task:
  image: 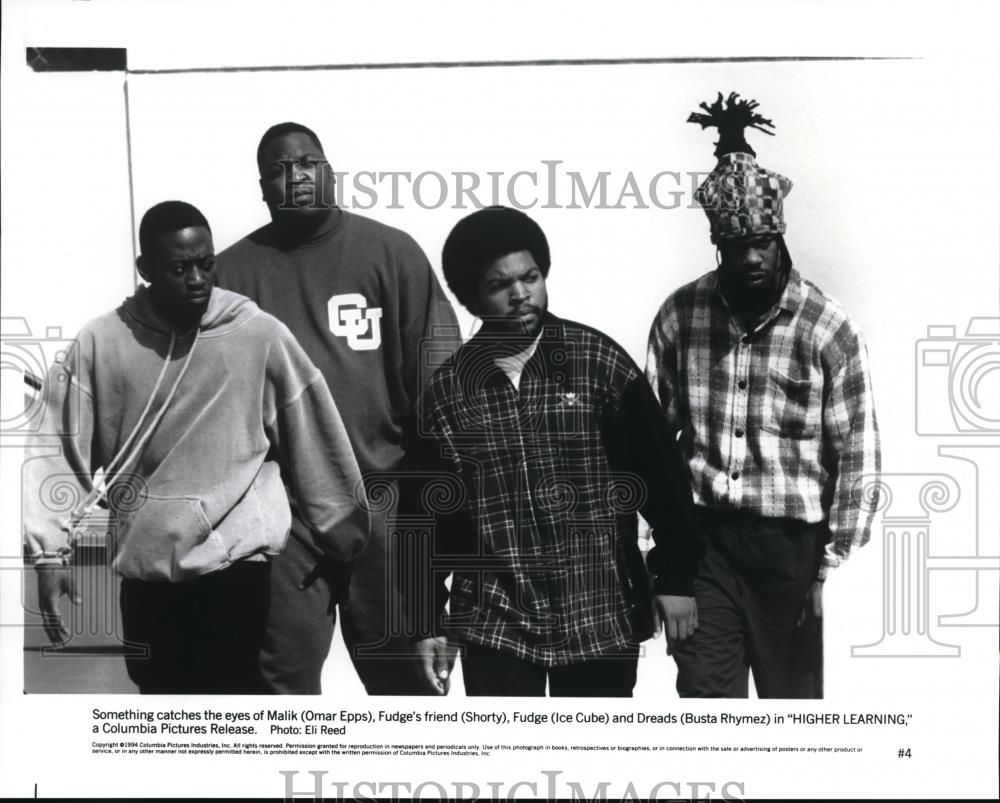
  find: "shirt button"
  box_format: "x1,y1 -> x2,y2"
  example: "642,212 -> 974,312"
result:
731,471 -> 740,481
738,380 -> 747,390
735,428 -> 744,438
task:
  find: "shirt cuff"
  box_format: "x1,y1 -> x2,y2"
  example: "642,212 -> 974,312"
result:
650,566 -> 696,597
31,550 -> 72,568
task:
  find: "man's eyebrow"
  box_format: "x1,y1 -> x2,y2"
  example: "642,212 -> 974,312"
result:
167,254 -> 214,263
486,267 -> 537,283
270,154 -> 324,165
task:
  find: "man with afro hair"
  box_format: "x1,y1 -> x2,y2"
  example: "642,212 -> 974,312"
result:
402,206 -> 702,697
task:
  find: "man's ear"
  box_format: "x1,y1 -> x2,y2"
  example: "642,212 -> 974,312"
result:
135,255 -> 150,284
259,176 -> 267,204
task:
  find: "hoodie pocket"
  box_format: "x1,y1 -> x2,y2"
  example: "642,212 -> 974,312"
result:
114,495 -> 228,581
213,461 -> 292,561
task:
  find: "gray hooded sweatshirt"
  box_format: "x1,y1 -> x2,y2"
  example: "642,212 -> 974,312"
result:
23,286 -> 369,581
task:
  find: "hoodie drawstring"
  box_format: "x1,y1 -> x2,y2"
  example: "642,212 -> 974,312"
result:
65,327 -> 202,534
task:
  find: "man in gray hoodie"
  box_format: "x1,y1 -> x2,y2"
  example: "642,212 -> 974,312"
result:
23,201 -> 369,694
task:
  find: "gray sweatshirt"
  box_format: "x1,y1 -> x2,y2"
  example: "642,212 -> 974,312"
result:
22,286 -> 369,581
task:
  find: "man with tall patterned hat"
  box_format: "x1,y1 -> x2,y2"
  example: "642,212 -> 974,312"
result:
645,93 -> 881,698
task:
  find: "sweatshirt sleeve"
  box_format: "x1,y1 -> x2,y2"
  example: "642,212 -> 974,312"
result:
602,365 -> 703,597
396,382 -> 470,640
396,236 -> 462,408
22,333 -> 98,563
264,326 -> 371,561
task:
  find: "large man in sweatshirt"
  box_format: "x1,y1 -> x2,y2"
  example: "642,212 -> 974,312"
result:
216,122 -> 459,695
23,201 -> 368,694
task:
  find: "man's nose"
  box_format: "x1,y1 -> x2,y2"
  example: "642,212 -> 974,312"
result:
291,161 -> 315,183
188,266 -> 207,287
509,283 -> 529,304
742,247 -> 762,266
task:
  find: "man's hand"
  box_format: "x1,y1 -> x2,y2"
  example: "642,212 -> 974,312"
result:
652,594 -> 697,654
798,580 -> 823,626
36,566 -> 81,646
414,636 -> 458,695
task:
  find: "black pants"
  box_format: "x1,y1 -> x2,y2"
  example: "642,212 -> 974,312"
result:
121,561 -> 271,694
672,509 -> 825,699
261,521 -> 429,696
461,641 -> 639,697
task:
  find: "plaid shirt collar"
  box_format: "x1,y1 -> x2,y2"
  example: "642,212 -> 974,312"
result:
709,266 -> 808,332
455,311 -> 564,386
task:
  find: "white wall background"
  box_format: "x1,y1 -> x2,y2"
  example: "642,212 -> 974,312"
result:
2,1 -> 998,799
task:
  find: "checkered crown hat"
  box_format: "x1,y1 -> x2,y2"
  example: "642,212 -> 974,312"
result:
689,92 -> 792,244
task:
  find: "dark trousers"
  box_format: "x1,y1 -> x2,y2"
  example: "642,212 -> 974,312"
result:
121,561 -> 271,694
672,509 -> 825,699
461,641 -> 639,697
261,510 -> 428,695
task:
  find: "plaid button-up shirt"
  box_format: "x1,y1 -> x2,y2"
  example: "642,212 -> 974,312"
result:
646,268 -> 880,579
403,313 -> 701,666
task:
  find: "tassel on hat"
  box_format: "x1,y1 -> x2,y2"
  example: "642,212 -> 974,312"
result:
689,92 -> 793,244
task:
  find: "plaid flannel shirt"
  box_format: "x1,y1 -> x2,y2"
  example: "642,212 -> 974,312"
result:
402,313 -> 701,666
646,268 -> 880,580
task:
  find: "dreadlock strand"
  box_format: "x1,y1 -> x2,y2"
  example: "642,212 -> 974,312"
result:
687,91 -> 776,158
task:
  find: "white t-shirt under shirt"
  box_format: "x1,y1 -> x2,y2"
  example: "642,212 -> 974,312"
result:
492,333 -> 542,390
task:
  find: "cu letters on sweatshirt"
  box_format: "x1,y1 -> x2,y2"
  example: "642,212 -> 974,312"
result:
328,292 -> 383,351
